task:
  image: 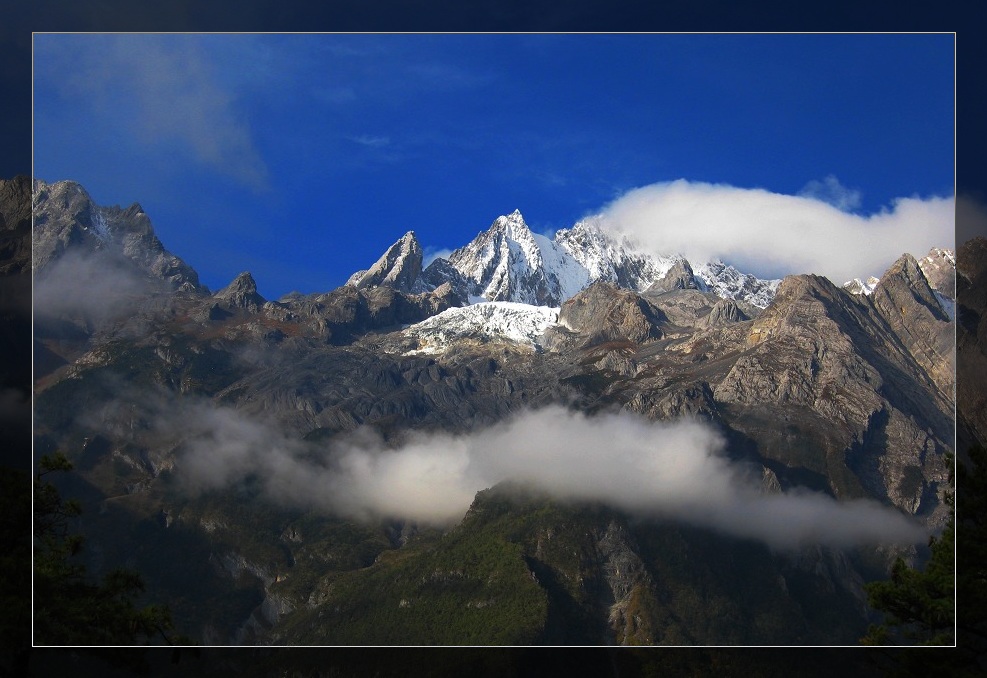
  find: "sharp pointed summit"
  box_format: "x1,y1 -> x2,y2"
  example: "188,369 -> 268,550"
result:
215,271 -> 266,311
346,230 -> 424,293
441,210 -> 581,306
32,178 -> 204,293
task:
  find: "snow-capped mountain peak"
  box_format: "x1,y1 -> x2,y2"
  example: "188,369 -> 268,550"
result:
842,276 -> 881,296
843,247 -> 956,311
441,211 -> 576,306
349,209 -> 783,310
554,217 -> 678,292
693,260 -> 781,309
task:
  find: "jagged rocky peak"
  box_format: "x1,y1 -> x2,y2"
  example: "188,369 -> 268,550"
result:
700,298 -> 749,327
692,260 -> 780,309
555,217 -> 675,292
32,179 -> 109,270
446,209 -> 541,286
872,252 -> 947,318
215,271 -> 266,311
745,273 -> 847,345
918,246 -> 956,299
495,208 -> 529,235
347,230 -> 423,293
646,258 -> 699,294
844,247 -> 955,301
553,280 -> 667,348
32,178 -> 205,293
843,276 -> 881,296
442,209 -> 586,307
870,252 -> 955,393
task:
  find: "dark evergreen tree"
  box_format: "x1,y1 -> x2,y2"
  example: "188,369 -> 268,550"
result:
33,451 -> 185,646
859,447 -> 987,676
861,507 -> 954,646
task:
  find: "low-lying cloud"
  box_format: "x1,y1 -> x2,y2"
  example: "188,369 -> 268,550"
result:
33,250 -> 153,324
598,179 -> 954,284
161,401 -> 926,551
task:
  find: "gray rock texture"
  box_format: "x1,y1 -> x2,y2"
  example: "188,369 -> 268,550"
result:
32,179 -> 205,292
346,231 -> 423,293
552,281 -> 667,348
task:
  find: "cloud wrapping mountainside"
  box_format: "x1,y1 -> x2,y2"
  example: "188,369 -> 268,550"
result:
598,179 -> 954,284
159,397 -> 926,550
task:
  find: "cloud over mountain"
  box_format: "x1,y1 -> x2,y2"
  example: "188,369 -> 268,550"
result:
597,179 -> 954,284
167,400 -> 926,551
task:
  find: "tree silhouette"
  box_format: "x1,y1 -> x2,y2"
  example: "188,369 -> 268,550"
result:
33,451 -> 186,646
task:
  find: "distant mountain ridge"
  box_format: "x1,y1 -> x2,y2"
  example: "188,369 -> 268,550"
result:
352,209 -> 781,309
32,179 -> 205,293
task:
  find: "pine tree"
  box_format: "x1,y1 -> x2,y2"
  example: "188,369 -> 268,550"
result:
33,451 -> 185,645
860,508 -> 954,646
859,447 -> 987,676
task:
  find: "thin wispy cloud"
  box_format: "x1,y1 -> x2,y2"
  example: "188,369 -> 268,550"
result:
35,35 -> 269,191
33,250 -> 153,324
423,246 -> 454,266
406,60 -> 495,90
348,134 -> 391,149
798,175 -> 863,212
597,179 -> 954,283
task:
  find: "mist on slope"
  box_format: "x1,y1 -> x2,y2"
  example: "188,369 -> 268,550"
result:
33,249 -> 155,324
159,399 -> 927,551
597,178 -> 954,284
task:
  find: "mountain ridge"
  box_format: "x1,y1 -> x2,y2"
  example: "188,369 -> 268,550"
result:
354,209 -> 783,310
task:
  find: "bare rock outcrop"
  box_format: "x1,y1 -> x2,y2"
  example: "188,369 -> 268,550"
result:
346,231 -> 423,293
554,281 -> 667,348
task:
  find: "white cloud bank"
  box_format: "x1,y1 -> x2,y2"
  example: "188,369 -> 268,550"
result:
597,179 -> 954,284
169,402 -> 926,551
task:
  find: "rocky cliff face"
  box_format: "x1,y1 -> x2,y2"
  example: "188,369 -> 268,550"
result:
646,258 -> 699,293
0,176 -> 32,277
32,179 -> 204,293
957,237 -> 987,451
215,272 -> 266,312
346,231 -> 423,293
548,281 -> 668,349
919,247 -> 957,299
868,253 -> 955,397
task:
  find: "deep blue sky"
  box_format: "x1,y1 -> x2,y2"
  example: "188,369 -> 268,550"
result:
33,33 -> 954,299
